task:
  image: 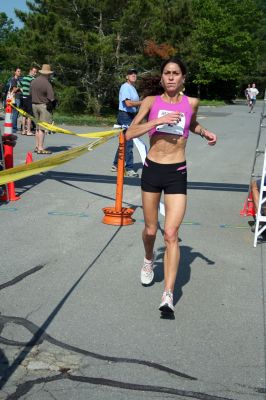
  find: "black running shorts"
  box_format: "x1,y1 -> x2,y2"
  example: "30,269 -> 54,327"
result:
21,96 -> 33,115
141,158 -> 187,194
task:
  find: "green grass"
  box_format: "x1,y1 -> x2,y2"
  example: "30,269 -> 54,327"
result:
53,99 -> 226,126
199,99 -> 225,106
53,112 -> 116,126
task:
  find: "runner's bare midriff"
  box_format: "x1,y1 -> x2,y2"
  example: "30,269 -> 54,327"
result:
148,134 -> 187,163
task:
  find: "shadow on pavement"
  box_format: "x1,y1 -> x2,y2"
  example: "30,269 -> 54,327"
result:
44,145 -> 72,153
0,227 -> 122,390
149,236 -> 215,307
0,350 -> 9,377
174,245 -> 215,305
152,243 -> 215,321
14,168 -> 249,198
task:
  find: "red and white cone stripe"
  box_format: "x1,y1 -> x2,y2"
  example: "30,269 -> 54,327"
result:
4,101 -> 13,135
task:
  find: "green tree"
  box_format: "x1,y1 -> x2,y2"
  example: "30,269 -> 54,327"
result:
251,0 -> 266,93
6,0 -> 264,110
188,0 -> 262,99
15,0 -> 123,113
0,13 -> 20,93
112,0 -> 193,70
14,0 -> 192,111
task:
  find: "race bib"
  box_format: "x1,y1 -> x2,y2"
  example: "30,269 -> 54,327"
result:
156,110 -> 186,136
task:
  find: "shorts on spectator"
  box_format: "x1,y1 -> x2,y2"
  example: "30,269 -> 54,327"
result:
21,96 -> 33,115
32,103 -> 52,129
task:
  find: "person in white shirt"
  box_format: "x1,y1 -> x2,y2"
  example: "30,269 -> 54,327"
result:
248,83 -> 259,113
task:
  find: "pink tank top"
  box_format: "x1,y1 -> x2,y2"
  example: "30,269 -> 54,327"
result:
148,95 -> 193,139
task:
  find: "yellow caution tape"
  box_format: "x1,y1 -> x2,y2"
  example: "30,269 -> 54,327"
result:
0,135 -> 115,186
11,104 -> 116,138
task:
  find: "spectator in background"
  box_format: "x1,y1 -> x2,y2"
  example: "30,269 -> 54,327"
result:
9,68 -> 23,133
251,178 -> 266,215
248,83 -> 259,113
111,68 -> 142,177
244,84 -> 251,105
30,64 -> 55,154
251,177 -> 266,234
21,66 -> 38,136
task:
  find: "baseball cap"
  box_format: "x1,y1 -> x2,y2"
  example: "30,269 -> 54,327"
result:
127,68 -> 138,75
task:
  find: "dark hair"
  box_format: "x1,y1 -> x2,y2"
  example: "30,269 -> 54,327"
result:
138,74 -> 164,97
160,57 -> 187,75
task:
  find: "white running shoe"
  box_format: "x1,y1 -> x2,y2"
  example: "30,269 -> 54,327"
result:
126,169 -> 139,177
111,165 -> 117,172
140,256 -> 154,285
159,290 -> 174,314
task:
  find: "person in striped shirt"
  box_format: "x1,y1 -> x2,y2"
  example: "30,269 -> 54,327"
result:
21,66 -> 38,135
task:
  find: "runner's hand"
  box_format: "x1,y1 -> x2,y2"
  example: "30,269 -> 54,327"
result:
203,130 -> 217,146
156,112 -> 182,126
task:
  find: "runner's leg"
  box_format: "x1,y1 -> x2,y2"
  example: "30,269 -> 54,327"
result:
163,194 -> 187,293
141,190 -> 161,260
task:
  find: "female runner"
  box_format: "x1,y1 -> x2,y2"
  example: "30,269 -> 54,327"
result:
126,57 -> 217,315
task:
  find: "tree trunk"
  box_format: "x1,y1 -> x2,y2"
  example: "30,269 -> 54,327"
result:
115,32 -> 121,66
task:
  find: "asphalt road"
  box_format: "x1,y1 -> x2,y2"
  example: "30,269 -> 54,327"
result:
0,101 -> 265,400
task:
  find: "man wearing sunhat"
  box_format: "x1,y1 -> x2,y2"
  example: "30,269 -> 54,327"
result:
111,68 -> 142,177
30,64 -> 55,154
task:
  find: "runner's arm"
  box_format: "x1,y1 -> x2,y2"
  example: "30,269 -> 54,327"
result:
189,97 -> 217,146
126,97 -> 182,140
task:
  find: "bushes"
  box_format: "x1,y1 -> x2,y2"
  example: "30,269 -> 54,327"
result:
56,87 -> 107,115
56,86 -> 84,114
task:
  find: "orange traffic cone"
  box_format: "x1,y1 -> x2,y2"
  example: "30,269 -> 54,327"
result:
25,151 -> 33,164
246,192 -> 255,216
0,99 -> 20,202
102,131 -> 135,225
3,99 -> 13,135
240,192 -> 255,217
0,182 -> 20,202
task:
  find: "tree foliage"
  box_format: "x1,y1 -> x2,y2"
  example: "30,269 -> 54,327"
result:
0,13 -> 20,91
0,0 -> 265,112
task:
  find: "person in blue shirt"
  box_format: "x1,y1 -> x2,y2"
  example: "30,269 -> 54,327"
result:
111,68 -> 142,177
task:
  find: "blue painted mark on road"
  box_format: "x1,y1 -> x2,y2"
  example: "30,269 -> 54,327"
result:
220,224 -> 249,229
48,211 -> 89,218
